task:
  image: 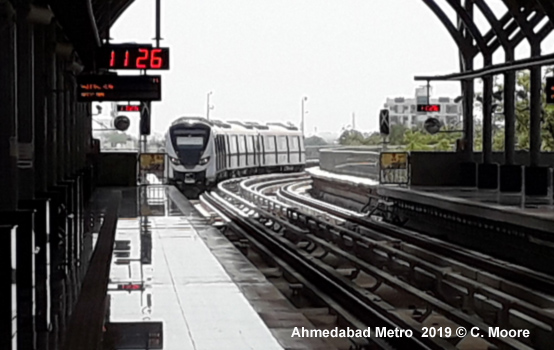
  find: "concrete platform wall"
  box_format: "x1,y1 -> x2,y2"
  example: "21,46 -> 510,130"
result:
411,151 -> 554,186
319,147 -> 380,179
320,148 -> 554,186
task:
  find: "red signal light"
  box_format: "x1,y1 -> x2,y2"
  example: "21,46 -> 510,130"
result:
117,105 -> 141,112
417,104 -> 441,112
118,284 -> 142,290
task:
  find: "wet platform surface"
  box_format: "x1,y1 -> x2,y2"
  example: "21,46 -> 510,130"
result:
105,185 -> 335,350
106,186 -> 282,350
378,186 -> 554,232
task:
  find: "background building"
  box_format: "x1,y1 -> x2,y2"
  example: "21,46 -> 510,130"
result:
384,86 -> 462,129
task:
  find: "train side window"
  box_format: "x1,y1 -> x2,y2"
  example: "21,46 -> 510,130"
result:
289,136 -> 298,150
265,136 -> 275,152
238,136 -> 246,153
246,135 -> 254,153
215,136 -> 220,169
230,135 -> 237,153
225,135 -> 230,167
278,136 -> 288,151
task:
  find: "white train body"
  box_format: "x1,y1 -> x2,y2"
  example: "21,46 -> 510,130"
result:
165,117 -> 305,196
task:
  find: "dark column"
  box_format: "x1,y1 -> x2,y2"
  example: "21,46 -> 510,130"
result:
504,58 -> 516,166
460,57 -> 476,187
0,3 -> 18,211
64,82 -> 72,177
462,75 -> 475,158
69,78 -> 77,174
46,23 -> 57,187
499,53 -> 521,193
34,22 -> 47,194
482,73 -> 493,164
529,64 -> 542,167
16,3 -> 35,200
478,68 -> 498,189
56,58 -> 65,182
525,63 -> 548,196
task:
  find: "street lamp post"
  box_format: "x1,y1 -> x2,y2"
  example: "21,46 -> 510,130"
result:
206,91 -> 214,120
301,96 -> 308,135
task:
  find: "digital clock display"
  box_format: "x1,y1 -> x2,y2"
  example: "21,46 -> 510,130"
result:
99,45 -> 170,70
417,104 -> 441,112
117,105 -> 141,112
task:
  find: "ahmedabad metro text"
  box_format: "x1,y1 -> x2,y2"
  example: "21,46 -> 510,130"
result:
291,326 -> 531,338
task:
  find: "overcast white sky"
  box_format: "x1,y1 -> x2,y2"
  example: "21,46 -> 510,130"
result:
105,0 -> 554,135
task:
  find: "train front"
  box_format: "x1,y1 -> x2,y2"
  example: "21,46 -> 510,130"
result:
166,119 -> 215,197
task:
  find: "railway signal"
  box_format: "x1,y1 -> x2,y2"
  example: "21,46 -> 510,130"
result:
379,109 -> 390,135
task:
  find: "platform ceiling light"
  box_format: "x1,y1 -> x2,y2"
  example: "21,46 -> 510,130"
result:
27,5 -> 54,25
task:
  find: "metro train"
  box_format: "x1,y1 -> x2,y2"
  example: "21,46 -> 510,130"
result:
165,117 -> 305,197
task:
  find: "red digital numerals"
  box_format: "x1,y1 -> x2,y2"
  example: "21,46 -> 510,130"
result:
418,104 -> 440,112
108,48 -> 166,69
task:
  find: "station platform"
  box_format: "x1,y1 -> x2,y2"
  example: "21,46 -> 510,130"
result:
102,185 -> 334,350
377,186 -> 554,233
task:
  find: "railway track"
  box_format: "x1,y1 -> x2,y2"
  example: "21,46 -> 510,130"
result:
200,173 -> 554,350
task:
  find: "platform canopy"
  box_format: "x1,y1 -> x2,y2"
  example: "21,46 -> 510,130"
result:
44,0 -> 134,68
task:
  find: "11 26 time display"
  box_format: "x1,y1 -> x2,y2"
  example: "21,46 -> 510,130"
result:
100,46 -> 170,70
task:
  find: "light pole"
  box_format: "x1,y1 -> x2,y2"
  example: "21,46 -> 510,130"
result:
206,91 -> 214,120
301,96 -> 308,135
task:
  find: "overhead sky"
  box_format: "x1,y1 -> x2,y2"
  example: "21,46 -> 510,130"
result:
106,0 -> 554,135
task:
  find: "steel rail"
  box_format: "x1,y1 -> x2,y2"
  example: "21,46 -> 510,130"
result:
280,181 -> 554,295
236,176 -> 551,349
274,182 -> 554,349
202,187 -> 434,350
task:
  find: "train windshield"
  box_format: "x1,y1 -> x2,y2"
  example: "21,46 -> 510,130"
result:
176,136 -> 204,149
170,124 -> 210,165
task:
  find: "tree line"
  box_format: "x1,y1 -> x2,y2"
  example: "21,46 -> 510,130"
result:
324,71 -> 554,152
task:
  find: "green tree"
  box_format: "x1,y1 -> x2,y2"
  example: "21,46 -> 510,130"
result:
338,129 -> 366,145
434,138 -> 452,151
489,70 -> 554,151
403,130 -> 432,151
364,132 -> 383,146
389,124 -> 409,145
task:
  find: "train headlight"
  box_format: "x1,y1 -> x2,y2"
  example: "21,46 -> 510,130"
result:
169,156 -> 180,165
199,156 -> 210,165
